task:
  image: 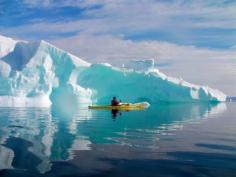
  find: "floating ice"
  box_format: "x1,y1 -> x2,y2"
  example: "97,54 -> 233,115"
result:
0,35 -> 227,107
78,64 -> 226,103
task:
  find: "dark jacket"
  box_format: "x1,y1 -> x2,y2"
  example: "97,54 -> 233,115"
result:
111,99 -> 119,106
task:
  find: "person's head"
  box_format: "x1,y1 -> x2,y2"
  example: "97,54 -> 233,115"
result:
113,96 -> 116,100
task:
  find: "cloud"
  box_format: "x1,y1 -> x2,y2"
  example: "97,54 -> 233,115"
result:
22,0 -> 52,8
20,0 -> 236,29
21,0 -> 115,8
2,0 -> 235,48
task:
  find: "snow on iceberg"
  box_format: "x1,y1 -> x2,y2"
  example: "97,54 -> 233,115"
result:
0,35 -> 18,58
0,35 -> 226,107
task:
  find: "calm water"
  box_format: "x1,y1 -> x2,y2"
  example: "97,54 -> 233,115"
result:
0,103 -> 236,177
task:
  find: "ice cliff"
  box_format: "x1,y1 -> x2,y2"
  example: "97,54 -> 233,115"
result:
0,35 -> 227,107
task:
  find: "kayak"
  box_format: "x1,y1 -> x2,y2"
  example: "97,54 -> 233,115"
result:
88,102 -> 150,110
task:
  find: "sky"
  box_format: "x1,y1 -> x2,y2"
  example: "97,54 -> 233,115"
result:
0,0 -> 236,95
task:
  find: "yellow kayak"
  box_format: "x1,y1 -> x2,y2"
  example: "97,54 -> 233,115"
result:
88,102 -> 150,110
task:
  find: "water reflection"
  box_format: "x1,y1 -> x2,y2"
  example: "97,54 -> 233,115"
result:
0,103 -> 227,174
111,109 -> 119,118
111,109 -> 125,119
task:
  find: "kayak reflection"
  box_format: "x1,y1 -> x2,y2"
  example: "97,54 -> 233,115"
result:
111,109 -> 124,118
111,109 -> 119,118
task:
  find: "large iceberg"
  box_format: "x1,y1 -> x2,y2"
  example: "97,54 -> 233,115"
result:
0,35 -> 226,107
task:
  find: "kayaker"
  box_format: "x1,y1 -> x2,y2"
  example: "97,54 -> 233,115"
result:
111,96 -> 120,106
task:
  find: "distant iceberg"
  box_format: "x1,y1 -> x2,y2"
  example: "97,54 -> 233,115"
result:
124,59 -> 155,72
0,35 -> 226,107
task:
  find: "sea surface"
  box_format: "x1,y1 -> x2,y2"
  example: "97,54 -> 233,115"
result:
0,102 -> 236,177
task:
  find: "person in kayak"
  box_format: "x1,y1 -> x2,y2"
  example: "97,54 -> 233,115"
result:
111,96 -> 120,106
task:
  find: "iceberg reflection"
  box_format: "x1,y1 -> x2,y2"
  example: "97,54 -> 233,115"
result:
0,102 -> 227,173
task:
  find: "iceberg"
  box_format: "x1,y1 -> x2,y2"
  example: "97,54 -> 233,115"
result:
124,59 -> 155,72
0,35 -> 18,58
78,64 -> 226,103
0,35 -> 226,107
